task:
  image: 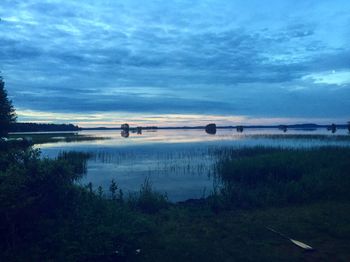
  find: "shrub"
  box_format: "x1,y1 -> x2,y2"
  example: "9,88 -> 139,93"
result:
128,178 -> 169,214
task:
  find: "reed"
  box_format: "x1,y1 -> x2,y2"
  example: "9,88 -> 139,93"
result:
214,146 -> 350,208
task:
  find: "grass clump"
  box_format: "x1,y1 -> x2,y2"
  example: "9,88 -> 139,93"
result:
215,146 -> 350,208
128,178 -> 169,214
9,132 -> 110,145
247,134 -> 350,141
57,151 -> 91,175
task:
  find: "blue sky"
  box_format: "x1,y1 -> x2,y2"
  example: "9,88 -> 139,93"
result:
1,0 -> 350,127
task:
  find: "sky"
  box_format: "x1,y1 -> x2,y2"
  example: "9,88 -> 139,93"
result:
1,0 -> 350,127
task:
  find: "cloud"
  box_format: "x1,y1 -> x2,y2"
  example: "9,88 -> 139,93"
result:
1,0 -> 350,124
304,70 -> 350,86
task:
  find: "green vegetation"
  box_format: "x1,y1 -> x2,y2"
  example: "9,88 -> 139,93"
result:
10,122 -> 81,132
0,76 -> 16,137
1,143 -> 350,261
127,178 -> 169,214
0,144 -> 158,261
9,132 -> 111,144
246,134 -> 350,140
213,147 -> 350,209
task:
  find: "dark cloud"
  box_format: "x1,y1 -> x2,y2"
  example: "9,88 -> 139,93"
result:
1,0 -> 350,123
12,90 -> 234,116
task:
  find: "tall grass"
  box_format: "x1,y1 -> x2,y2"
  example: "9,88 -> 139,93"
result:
246,134 -> 350,141
9,132 -> 110,144
57,151 -> 92,176
127,177 -> 169,214
214,146 -> 350,208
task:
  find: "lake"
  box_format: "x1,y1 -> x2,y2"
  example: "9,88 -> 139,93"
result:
36,128 -> 350,202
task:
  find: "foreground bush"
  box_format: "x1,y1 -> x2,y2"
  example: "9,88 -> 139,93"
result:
128,178 -> 169,214
0,147 -> 154,261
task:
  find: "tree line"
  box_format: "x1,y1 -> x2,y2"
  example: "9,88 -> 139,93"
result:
0,76 -> 80,135
9,122 -> 81,132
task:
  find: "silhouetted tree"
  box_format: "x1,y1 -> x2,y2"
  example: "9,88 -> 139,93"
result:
10,122 -> 80,132
328,123 -> 337,133
121,123 -> 129,131
236,126 -> 244,133
205,123 -> 216,135
278,125 -> 287,133
0,76 -> 16,137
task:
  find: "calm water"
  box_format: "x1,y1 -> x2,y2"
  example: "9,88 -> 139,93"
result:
37,128 -> 350,201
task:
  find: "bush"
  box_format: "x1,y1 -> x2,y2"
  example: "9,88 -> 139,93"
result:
128,178 -> 169,214
0,146 -> 154,261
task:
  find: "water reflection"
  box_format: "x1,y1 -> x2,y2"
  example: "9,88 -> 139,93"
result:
125,127 -> 143,136
278,125 -> 287,132
236,126 -> 244,133
37,128 -> 350,201
327,123 -> 337,133
121,130 -> 129,138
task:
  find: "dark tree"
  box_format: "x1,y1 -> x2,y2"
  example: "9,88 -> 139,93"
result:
121,123 -> 129,131
205,123 -> 216,135
0,76 -> 16,137
236,126 -> 244,133
9,122 -> 80,132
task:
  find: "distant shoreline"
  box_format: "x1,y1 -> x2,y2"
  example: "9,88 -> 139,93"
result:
82,124 -> 348,131
10,122 -> 349,133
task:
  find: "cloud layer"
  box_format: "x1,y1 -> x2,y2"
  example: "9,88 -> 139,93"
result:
1,0 -> 350,125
